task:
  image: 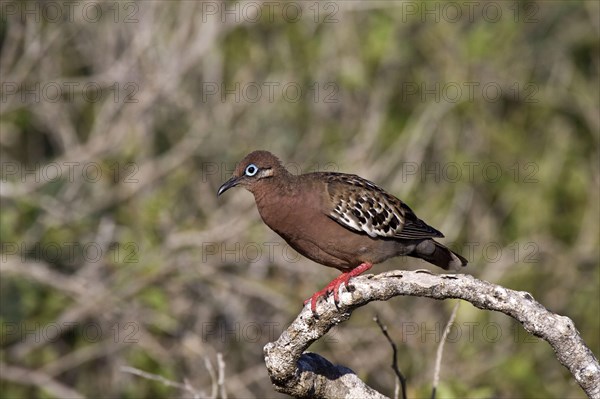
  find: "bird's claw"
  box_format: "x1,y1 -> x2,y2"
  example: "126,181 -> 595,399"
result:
304,263 -> 373,315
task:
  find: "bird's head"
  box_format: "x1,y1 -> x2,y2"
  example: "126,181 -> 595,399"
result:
217,150 -> 286,196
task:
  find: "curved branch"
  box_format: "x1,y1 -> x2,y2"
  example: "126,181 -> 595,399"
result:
263,270 -> 600,399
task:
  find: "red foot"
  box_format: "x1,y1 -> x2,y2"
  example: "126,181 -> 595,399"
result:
304,262 -> 373,314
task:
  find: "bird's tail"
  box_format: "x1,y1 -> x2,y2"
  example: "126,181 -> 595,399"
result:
409,239 -> 468,271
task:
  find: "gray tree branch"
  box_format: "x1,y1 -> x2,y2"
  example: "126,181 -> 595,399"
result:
263,270 -> 600,399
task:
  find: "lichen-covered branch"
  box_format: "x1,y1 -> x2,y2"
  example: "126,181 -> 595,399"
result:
263,270 -> 600,399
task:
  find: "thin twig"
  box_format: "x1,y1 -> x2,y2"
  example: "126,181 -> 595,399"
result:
120,366 -> 204,398
217,352 -> 228,399
431,301 -> 460,399
204,356 -> 218,399
374,314 -> 407,399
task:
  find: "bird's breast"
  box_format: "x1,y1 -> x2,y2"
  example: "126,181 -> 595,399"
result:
255,191 -> 319,240
253,190 -> 377,270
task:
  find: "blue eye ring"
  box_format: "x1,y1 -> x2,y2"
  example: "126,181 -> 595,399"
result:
245,164 -> 258,176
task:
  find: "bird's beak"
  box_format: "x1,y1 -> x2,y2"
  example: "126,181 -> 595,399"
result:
217,176 -> 240,196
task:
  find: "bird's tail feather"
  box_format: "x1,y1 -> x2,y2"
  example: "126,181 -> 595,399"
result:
409,240 -> 468,271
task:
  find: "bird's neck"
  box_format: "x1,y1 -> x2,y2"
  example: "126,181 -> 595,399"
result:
253,170 -> 299,208
252,171 -> 306,236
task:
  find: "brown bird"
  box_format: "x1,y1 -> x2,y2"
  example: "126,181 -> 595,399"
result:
217,151 -> 467,313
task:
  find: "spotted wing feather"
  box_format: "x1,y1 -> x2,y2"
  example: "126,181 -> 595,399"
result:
321,173 -> 443,240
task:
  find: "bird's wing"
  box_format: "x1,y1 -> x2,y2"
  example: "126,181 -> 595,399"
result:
321,173 -> 444,240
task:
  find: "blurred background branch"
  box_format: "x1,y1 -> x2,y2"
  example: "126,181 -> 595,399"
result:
1,1 -> 598,397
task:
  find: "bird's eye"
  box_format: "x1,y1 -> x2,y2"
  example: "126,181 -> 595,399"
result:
245,164 -> 258,176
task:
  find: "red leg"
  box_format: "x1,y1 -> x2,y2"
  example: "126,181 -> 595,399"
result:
304,262 -> 373,314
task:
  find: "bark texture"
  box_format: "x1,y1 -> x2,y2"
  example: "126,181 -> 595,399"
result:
264,271 -> 600,399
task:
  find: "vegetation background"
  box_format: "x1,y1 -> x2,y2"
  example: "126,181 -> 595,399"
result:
1,1 -> 598,398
